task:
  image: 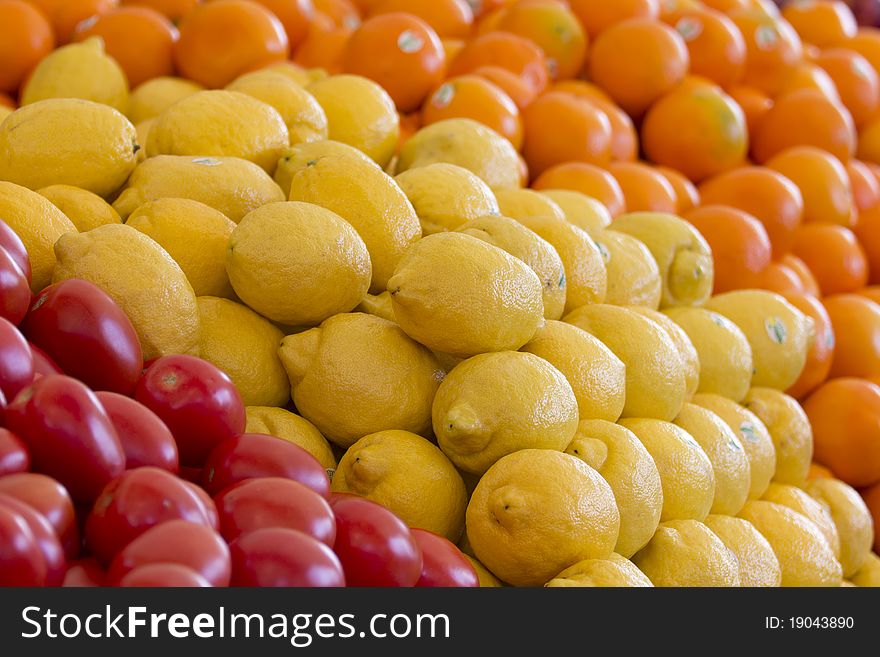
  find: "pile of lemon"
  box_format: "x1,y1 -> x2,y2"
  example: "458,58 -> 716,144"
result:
1,38 -> 878,588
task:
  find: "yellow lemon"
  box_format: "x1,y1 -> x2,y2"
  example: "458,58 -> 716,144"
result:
388,232 -> 544,357
738,500 -> 843,587
850,553 -> 880,587
674,403 -> 751,516
592,230 -> 662,309
244,406 -> 336,472
0,99 -> 138,197
278,313 -> 443,447
545,553 -> 654,587
331,430 -> 467,541
21,37 -> 128,111
356,291 -> 395,322
127,76 -> 205,124
307,75 -> 399,168
113,155 -> 285,222
632,519 -> 740,587
0,107 -> 12,122
691,393 -> 777,499
432,351 -> 578,475
262,62 -> 324,86
629,306 -> 700,400
52,224 -> 199,360
703,514 -> 782,587
37,185 -> 120,232
742,387 -> 812,486
273,139 -> 374,197
538,190 -> 612,233
609,212 -> 714,308
466,449 -> 620,587
395,162 -> 500,234
761,482 -> 841,558
521,321 -> 625,422
465,556 -> 504,587
493,187 -> 565,222
805,478 -> 874,578
565,304 -> 686,421
664,306 -> 754,402
566,420 -> 663,557
398,118 -> 521,190
134,119 -> 153,163
458,215 -> 566,320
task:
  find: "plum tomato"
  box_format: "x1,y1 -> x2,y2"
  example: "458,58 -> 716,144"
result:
184,480 -> 219,529
0,427 -> 29,475
95,392 -> 179,473
0,493 -> 65,586
0,316 -> 34,400
62,558 -> 106,587
229,527 -> 345,587
29,342 -> 63,377
411,528 -> 479,588
0,472 -> 79,559
0,219 -> 31,285
119,563 -> 211,587
0,503 -> 47,586
0,246 -> 31,325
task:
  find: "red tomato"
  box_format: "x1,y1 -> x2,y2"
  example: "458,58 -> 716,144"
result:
95,392 -> 179,473
62,558 -> 106,587
0,428 -> 29,475
4,375 -> 125,503
330,494 -> 422,587
0,385 -> 5,416
0,247 -> 31,325
85,467 -> 217,565
135,355 -> 246,467
119,563 -> 211,587
214,477 -> 335,545
0,219 -> 31,285
0,473 -> 79,559
0,317 -> 34,399
229,527 -> 345,587
107,520 -> 231,587
22,279 -> 143,395
411,528 -> 479,587
29,342 -> 63,378
0,493 -> 65,586
0,503 -> 47,586
184,480 -> 219,529
201,433 -> 330,497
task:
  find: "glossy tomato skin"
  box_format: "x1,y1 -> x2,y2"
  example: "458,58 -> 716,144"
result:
119,563 -> 211,587
0,219 -> 31,285
85,467 -> 217,566
0,473 -> 79,559
411,528 -> 479,588
330,494 -> 422,587
107,519 -> 231,587
0,428 -> 29,475
202,433 -> 330,497
0,247 -> 31,325
0,504 -> 47,586
0,316 -> 34,400
4,375 -> 125,503
185,480 -> 219,530
229,527 -> 345,587
95,392 -> 178,473
0,493 -> 65,586
214,477 -> 336,545
62,558 -> 106,587
22,280 -> 143,395
29,343 -> 63,378
135,355 -> 246,467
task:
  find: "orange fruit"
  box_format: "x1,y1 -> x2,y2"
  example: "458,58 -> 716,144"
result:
701,0 -> 751,12
441,37 -> 465,62
862,482 -> 880,551
657,166 -> 699,213
237,0 -> 315,51
550,81 -> 638,162
784,291 -> 835,400
370,0 -> 472,39
607,161 -> 678,214
174,0 -> 289,88
730,9 -> 803,96
823,293 -> 880,380
314,0 -> 360,29
73,6 -> 178,88
857,115 -> 880,165
781,253 -> 821,297
471,65 -> 538,109
727,84 -> 773,136
0,93 -> 14,109
855,204 -> 880,284
449,31 -> 549,96
791,224 -> 867,296
422,75 -> 523,150
766,146 -> 855,227
120,0 -> 199,22
856,286 -> 880,305
844,27 -> 880,76
548,79 -> 611,104
568,0 -> 659,39
778,62 -> 841,103
808,462 -> 834,480
847,159 -> 880,212
588,18 -> 690,118
804,377 -> 880,488
467,0 -> 514,19
0,0 -> 54,95
642,80 -> 748,183
292,14 -> 351,73
531,162 -> 626,217
661,6 -> 747,88
28,0 -> 118,44
685,204 -> 771,294
754,260 -> 806,295
781,0 -> 857,48
814,48 -> 880,128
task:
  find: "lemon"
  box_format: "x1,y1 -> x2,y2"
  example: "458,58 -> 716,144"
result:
398,118 -> 521,190
521,321 -> 625,422
465,556 -> 504,587
113,155 -> 285,222
0,99 -> 138,197
245,406 -> 336,472
278,313 -> 443,447
538,190 -> 612,233
127,76 -> 205,124
126,198 -> 236,298
227,201 -> 370,326
262,62 -> 325,86
0,107 -> 12,122
196,297 -> 288,408
805,479 -> 874,578
466,449 -> 620,587
356,291 -> 395,322
37,185 -> 121,232
851,553 -> 880,587
331,430 -> 467,541
0,181 -> 76,292
395,163 -> 500,235
703,515 -> 782,587
274,140 -> 374,197
545,553 -> 654,587
134,120 -> 153,163
629,306 -> 700,400
592,230 -> 662,309
609,212 -> 714,308
566,420 -> 663,557
287,154 -> 421,292
632,519 -> 740,587
21,37 -> 128,112
738,500 -> 843,587
458,215 -> 566,320
620,418 -> 715,522
565,305 -> 686,421
307,75 -> 399,168
388,232 -> 544,357
691,393 -> 777,499
742,387 -> 812,486
674,403 -> 750,516
494,188 -> 565,222
762,483 -> 841,558
432,351 -> 578,476
664,307 -> 754,402
52,224 -> 199,360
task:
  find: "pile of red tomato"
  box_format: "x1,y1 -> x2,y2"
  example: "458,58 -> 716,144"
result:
0,218 -> 477,588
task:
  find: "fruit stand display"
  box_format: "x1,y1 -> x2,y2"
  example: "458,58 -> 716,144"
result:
0,0 -> 879,588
